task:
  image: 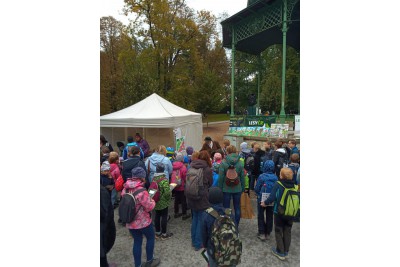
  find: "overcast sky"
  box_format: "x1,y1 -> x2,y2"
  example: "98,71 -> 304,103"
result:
100,0 -> 248,25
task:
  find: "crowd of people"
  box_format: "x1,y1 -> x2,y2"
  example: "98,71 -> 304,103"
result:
100,134 -> 300,267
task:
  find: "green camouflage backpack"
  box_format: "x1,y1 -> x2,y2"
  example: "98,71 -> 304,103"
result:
206,207 -> 242,266
277,181 -> 300,222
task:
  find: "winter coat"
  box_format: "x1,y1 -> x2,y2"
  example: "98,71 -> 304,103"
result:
171,161 -> 187,191
273,148 -> 288,177
253,149 -> 265,177
122,142 -> 144,160
262,148 -> 274,162
218,153 -> 245,193
264,179 -> 297,215
254,160 -> 278,202
137,138 -> 150,156
122,156 -> 146,182
110,163 -> 120,182
186,159 -> 213,211
121,179 -> 155,229
100,174 -> 114,194
202,203 -> 235,261
152,173 -> 172,210
100,184 -> 116,258
145,152 -> 173,182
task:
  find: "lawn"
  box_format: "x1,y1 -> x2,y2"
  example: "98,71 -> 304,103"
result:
202,113 -> 230,123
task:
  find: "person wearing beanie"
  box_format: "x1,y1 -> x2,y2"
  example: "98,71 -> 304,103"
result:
100,161 -> 114,196
184,146 -> 194,168
150,162 -> 173,240
202,187 -> 236,267
135,133 -> 151,157
200,136 -> 221,158
171,153 -> 190,220
211,153 -> 223,187
121,167 -> 160,267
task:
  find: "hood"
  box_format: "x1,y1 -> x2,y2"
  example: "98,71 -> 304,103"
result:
190,159 -> 208,169
149,153 -> 167,164
276,148 -> 286,154
240,142 -> 251,154
173,161 -> 184,170
225,153 -> 240,166
124,178 -> 144,189
262,160 -> 275,173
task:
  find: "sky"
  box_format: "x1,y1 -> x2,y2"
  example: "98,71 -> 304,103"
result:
100,0 -> 248,25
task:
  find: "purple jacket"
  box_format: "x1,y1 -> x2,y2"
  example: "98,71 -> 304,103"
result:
137,139 -> 150,156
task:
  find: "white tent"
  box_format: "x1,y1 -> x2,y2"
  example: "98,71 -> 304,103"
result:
100,93 -> 203,151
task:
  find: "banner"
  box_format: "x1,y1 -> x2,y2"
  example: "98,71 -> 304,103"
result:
227,123 -> 289,138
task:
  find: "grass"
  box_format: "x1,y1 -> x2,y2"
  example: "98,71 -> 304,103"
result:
202,113 -> 230,123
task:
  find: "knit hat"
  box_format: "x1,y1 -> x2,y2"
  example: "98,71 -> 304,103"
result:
240,142 -> 251,153
204,136 -> 212,141
131,167 -> 146,179
175,153 -> 184,162
208,187 -> 223,204
101,161 -> 110,171
213,153 -> 222,161
166,147 -> 174,156
156,162 -> 165,173
186,146 -> 194,155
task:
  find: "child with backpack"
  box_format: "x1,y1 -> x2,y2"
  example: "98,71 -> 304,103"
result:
171,153 -> 190,220
288,154 -> 300,184
202,187 -> 241,267
211,153 -> 223,187
254,160 -> 278,241
150,162 -> 173,240
120,167 -> 160,267
261,168 -> 299,261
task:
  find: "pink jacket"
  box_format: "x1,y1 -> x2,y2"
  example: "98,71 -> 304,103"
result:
110,163 -> 121,182
121,179 -> 155,229
171,161 -> 187,191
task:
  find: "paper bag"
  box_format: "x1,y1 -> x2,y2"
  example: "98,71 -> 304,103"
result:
240,192 -> 255,219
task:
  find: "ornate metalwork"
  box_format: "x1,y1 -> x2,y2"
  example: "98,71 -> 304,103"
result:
233,0 -> 299,44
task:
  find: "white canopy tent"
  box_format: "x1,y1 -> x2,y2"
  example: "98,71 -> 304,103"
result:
100,93 -> 203,151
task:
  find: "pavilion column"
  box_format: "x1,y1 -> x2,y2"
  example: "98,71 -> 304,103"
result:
231,27 -> 236,117
279,0 -> 288,123
257,54 -> 262,115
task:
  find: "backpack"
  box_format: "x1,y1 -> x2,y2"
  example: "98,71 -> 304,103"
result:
171,169 -> 182,186
277,152 -> 289,169
148,176 -> 166,203
115,175 -> 124,192
277,181 -> 300,222
212,171 -> 219,187
206,207 -> 242,266
225,161 -> 239,187
185,167 -> 204,200
118,188 -> 146,224
244,154 -> 255,172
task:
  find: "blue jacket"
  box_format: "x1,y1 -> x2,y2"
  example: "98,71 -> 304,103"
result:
144,152 -> 173,183
122,142 -> 144,160
264,179 -> 297,214
202,204 -> 235,261
288,163 -> 300,184
254,160 -> 278,202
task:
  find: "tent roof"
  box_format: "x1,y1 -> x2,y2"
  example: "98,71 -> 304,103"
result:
100,93 -> 202,128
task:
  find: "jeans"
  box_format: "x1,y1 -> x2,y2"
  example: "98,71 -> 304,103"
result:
257,205 -> 274,235
274,215 -> 293,254
223,192 -> 242,227
191,210 -> 205,249
129,223 -> 155,267
249,174 -> 256,191
154,207 -> 168,234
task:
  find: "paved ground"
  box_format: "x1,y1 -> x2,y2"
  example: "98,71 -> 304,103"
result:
108,194 -> 300,267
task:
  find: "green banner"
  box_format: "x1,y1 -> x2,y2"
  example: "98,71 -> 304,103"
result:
243,115 -> 276,127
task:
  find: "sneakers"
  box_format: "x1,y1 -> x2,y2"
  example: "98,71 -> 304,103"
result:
174,213 -> 182,218
265,234 -> 270,240
141,257 -> 160,267
155,233 -> 162,240
257,234 -> 266,241
161,233 -> 173,240
284,251 -> 289,257
182,214 -> 191,220
271,247 -> 286,261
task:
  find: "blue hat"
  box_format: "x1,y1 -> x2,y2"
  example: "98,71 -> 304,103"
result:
131,167 -> 146,179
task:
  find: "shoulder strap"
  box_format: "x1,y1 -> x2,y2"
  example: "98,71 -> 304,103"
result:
146,161 -> 151,179
132,188 -> 146,198
224,208 -> 232,216
206,207 -> 220,219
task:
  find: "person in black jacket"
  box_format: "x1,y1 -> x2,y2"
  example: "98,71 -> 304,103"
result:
122,146 -> 146,183
100,161 -> 114,196
272,140 -> 288,177
251,143 -> 265,191
100,184 -> 116,267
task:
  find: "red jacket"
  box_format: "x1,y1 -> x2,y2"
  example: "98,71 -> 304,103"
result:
110,163 -> 120,183
171,161 -> 187,191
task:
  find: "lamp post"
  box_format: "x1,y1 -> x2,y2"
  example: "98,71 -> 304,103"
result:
279,0 -> 288,123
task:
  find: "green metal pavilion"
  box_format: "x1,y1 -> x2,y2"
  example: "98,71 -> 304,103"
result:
221,0 -> 300,122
